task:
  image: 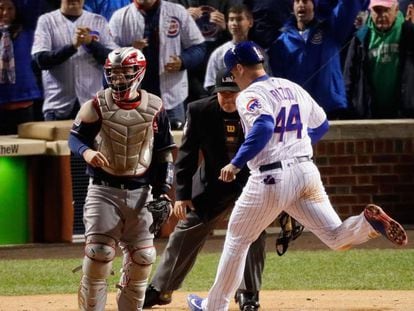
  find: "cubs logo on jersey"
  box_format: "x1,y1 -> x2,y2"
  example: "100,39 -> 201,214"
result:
89,30 -> 100,42
167,17 -> 181,38
246,98 -> 261,112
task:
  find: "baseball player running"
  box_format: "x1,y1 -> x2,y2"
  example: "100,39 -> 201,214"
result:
187,41 -> 408,311
144,69 -> 266,311
69,47 -> 175,311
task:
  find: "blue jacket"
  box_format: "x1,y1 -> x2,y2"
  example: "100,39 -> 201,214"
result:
269,0 -> 364,114
0,29 -> 42,105
83,0 -> 131,21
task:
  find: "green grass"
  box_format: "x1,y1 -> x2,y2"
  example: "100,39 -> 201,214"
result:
0,249 -> 413,295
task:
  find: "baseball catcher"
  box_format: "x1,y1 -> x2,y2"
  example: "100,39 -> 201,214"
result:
68,47 -> 175,311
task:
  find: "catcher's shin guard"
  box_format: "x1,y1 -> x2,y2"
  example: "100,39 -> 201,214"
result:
78,235 -> 116,311
78,275 -> 108,311
117,245 -> 156,311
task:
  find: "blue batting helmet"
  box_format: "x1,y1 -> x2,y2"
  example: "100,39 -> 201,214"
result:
224,41 -> 265,74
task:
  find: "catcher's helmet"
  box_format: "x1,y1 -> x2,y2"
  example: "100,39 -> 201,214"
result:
224,41 -> 265,74
104,47 -> 146,101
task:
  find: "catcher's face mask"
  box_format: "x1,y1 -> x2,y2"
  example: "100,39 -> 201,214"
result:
104,47 -> 146,101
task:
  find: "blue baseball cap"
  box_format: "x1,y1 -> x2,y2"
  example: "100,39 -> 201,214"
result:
224,41 -> 265,74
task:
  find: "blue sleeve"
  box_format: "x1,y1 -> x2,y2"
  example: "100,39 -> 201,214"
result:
68,132 -> 90,157
180,42 -> 207,71
330,0 -> 365,43
32,45 -> 78,70
68,120 -> 101,157
83,40 -> 113,65
231,114 -> 274,168
268,39 -> 286,78
308,119 -> 329,145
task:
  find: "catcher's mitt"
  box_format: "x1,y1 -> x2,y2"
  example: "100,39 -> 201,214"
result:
275,212 -> 304,256
144,197 -> 172,236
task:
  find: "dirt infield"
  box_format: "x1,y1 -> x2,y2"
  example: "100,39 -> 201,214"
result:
0,290 -> 413,311
1,232 -> 413,310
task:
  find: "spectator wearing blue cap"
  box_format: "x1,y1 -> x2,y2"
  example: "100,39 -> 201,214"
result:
269,0 -> 367,119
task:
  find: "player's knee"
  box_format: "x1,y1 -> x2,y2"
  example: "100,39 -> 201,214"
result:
130,245 -> 156,266
120,246 -> 155,283
82,235 -> 116,279
84,235 -> 116,262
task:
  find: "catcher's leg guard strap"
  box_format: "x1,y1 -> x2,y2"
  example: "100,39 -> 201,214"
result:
117,245 -> 156,311
79,235 -> 116,311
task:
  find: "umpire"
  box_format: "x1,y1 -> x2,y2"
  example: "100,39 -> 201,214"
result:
144,69 -> 266,311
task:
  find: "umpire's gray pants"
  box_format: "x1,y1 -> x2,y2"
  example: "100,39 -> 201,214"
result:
150,209 -> 266,293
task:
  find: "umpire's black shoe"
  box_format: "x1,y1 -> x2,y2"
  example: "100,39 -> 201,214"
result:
143,284 -> 172,309
170,120 -> 184,130
235,290 -> 260,311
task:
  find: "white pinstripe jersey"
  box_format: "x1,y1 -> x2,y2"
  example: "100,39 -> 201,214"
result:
109,2 -> 205,110
31,10 -> 118,115
236,76 -> 327,171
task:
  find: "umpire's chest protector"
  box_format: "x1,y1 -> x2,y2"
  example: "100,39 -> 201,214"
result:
95,88 -> 162,176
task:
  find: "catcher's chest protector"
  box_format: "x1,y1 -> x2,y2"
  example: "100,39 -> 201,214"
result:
95,88 -> 162,176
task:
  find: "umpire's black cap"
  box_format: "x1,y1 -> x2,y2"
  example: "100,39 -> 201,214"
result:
213,69 -> 240,94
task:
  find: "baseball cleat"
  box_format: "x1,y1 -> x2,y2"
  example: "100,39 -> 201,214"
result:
143,285 -> 172,308
187,294 -> 204,311
235,291 -> 260,311
364,204 -> 408,246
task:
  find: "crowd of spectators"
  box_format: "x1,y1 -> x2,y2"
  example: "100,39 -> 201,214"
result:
0,0 -> 413,134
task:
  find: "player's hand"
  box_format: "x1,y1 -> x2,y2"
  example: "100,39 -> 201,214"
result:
83,149 -> 110,168
165,55 -> 182,72
219,163 -> 240,183
73,27 -> 92,48
209,10 -> 226,30
132,38 -> 148,50
187,7 -> 202,20
174,200 -> 194,220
